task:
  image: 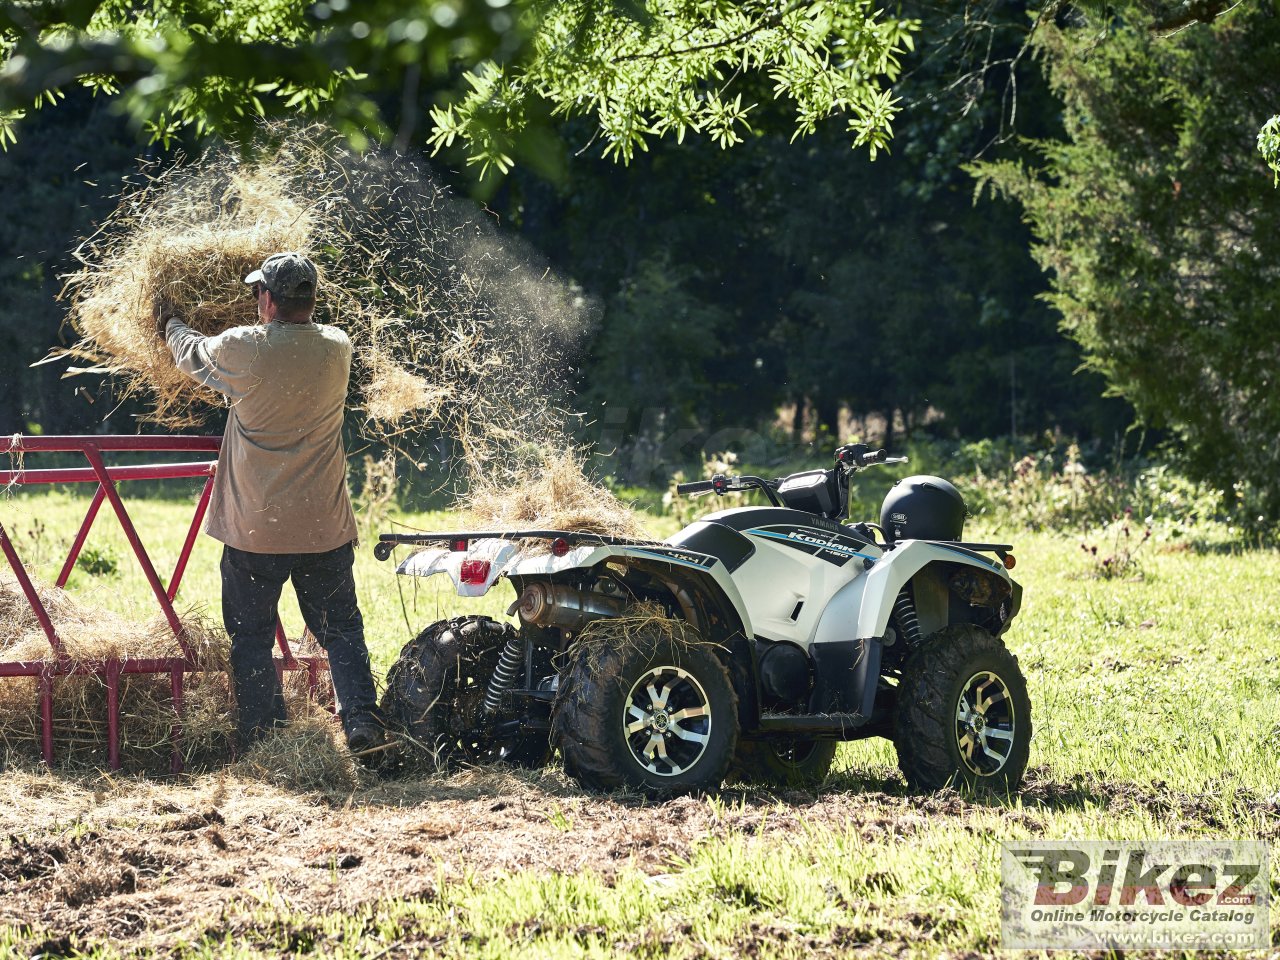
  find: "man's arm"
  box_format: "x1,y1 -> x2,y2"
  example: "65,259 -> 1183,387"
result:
163,316 -> 257,401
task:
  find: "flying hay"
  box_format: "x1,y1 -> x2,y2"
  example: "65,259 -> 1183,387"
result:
61,127 -> 596,476
64,166 -> 313,427
464,449 -> 648,540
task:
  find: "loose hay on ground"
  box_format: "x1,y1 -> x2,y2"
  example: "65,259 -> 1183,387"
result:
228,714 -> 361,793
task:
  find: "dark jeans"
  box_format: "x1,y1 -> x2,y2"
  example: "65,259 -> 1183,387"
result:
220,542 -> 378,745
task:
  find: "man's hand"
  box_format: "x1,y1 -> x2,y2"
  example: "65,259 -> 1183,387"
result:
154,298 -> 177,336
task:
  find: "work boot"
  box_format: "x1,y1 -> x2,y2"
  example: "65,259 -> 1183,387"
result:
345,716 -> 387,759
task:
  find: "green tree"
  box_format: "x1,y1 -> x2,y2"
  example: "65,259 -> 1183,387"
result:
976,4 -> 1280,516
0,1 -> 917,175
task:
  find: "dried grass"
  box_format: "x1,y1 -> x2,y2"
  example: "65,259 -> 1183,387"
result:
61,126 -> 595,473
566,601 -> 714,674
228,713 -> 361,793
464,449 -> 647,539
57,125 -> 646,538
61,165 -> 313,427
0,571 -> 336,776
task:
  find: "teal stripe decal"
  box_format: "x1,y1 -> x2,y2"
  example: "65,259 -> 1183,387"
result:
746,527 -> 878,561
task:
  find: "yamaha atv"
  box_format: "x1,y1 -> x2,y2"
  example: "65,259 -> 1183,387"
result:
374,444 -> 1030,795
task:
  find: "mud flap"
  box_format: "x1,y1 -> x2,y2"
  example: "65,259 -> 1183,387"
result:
808,637 -> 883,716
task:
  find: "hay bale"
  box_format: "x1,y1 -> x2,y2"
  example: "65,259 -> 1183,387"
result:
0,572 -> 332,775
64,165 -> 314,428
0,570 -> 218,664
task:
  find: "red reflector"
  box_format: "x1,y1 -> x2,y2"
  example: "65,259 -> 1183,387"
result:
459,559 -> 491,584
551,537 -> 570,557
1003,554 -> 1017,570
449,538 -> 469,552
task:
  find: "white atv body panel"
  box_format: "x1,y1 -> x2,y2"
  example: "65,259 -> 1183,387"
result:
396,537 -> 522,597
727,522 -> 879,647
851,539 -> 1011,640
396,522 -> 1010,650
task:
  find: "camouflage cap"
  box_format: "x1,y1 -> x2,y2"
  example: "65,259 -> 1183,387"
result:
244,252 -> 318,299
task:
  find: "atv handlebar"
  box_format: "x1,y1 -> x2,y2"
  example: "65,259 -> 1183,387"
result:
834,444 -> 907,468
676,474 -> 781,506
675,479 -> 716,496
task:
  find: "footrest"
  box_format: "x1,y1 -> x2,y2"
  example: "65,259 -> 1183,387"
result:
756,712 -> 866,736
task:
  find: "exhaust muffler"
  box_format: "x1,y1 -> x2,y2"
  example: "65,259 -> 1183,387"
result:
508,582 -> 627,630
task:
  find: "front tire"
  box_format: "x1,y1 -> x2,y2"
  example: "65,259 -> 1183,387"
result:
554,624 -> 738,794
893,624 -> 1031,794
381,616 -> 549,768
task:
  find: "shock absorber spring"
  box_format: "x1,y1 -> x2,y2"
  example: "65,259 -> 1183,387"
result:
892,588 -> 923,647
483,633 -> 524,715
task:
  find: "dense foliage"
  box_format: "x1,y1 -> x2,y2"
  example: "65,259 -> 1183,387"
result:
3,0 -> 1273,518
0,0 -> 916,175
976,4 -> 1280,517
0,92 -> 139,434
0,1 -> 1132,475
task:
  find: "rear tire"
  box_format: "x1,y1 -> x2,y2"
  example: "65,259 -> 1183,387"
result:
381,616 -> 549,768
734,739 -> 837,788
554,624 -> 738,795
893,624 -> 1031,794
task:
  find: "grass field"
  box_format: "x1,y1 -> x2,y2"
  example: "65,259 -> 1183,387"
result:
1,485 -> 1277,958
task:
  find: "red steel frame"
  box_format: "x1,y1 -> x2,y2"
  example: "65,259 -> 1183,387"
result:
0,435 -> 330,772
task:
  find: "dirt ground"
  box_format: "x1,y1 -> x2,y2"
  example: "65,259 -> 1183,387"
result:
2,762 -> 1270,955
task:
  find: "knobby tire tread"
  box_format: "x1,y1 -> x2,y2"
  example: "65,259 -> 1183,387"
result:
893,623 -> 1031,794
382,615 -> 547,768
554,632 -> 739,795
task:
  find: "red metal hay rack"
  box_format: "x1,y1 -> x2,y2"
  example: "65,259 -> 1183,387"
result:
0,435 -> 330,772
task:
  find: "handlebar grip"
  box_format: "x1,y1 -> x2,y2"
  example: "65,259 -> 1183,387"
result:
868,448 -> 887,464
676,479 -> 715,495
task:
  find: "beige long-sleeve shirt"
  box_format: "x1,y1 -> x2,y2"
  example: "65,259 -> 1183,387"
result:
165,318 -> 358,554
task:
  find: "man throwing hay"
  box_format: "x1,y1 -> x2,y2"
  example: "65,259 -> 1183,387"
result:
158,252 -> 384,757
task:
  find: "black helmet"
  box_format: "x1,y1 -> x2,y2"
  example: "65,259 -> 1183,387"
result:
880,475 -> 966,543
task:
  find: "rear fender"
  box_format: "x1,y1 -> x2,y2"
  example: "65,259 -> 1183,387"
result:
397,540 -> 627,595
603,547 -> 754,640
397,539 -> 754,637
395,538 -> 522,597
855,540 -> 1014,640
606,552 -> 758,732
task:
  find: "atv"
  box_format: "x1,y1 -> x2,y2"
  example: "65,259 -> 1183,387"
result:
374,443 -> 1030,795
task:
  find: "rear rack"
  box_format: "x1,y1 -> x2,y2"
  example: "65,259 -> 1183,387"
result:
374,530 -> 659,561
907,539 -> 1013,561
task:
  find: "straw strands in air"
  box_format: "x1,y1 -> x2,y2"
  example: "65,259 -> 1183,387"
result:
61,126 -> 596,475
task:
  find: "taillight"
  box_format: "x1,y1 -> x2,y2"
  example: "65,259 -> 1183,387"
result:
460,559 -> 491,584
449,537 -> 469,552
551,537 -> 570,557
1003,554 -> 1017,570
